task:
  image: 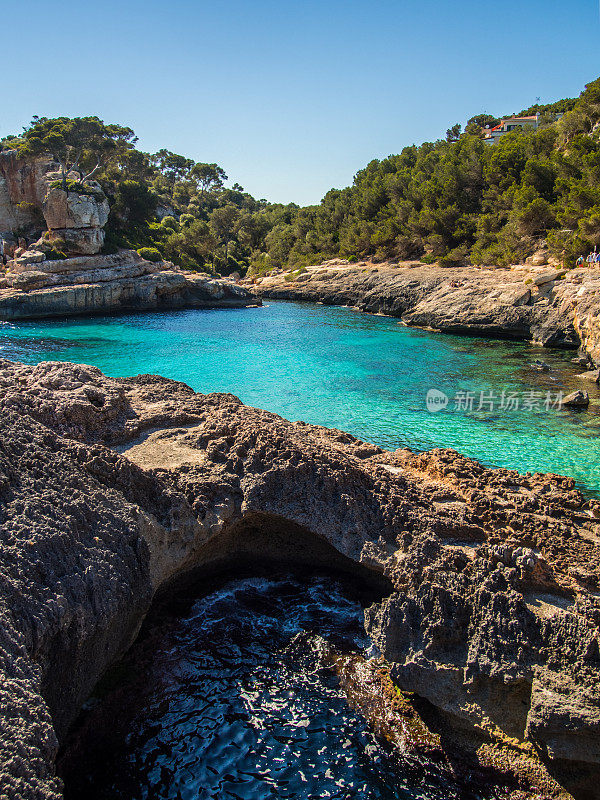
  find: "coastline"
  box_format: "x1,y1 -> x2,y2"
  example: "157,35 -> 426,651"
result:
0,359 -> 598,799
248,260 -> 600,369
0,251 -> 259,321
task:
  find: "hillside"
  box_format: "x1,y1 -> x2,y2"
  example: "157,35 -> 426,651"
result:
1,77 -> 600,275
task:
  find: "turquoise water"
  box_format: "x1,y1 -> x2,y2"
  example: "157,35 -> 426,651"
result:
1,301 -> 598,493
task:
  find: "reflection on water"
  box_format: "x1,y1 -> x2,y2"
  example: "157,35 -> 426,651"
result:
60,575 -> 514,800
1,302 -> 598,493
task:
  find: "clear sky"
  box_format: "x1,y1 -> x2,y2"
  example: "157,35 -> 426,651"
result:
2,0 -> 599,205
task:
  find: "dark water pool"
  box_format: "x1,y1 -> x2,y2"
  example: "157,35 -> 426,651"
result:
60,575 -> 519,800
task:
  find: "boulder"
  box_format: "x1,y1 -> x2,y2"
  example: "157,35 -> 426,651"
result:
41,185 -> 109,255
49,227 -> 105,255
562,389 -> 590,408
12,249 -> 46,266
526,248 -> 550,266
42,186 -> 109,231
534,269 -> 567,286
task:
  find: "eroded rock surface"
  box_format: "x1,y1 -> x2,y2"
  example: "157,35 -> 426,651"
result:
0,151 -> 110,256
0,359 -> 598,799
0,251 -> 257,319
250,262 -> 600,367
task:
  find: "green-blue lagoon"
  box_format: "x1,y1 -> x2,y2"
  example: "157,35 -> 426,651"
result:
1,300 -> 598,494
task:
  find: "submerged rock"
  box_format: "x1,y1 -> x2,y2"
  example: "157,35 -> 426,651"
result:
0,359 -> 598,799
531,359 -> 551,371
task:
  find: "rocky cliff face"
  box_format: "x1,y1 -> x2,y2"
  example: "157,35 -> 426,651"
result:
0,360 -> 598,799
0,151 -> 109,255
0,151 -> 54,233
42,185 -> 110,255
0,251 -> 256,319
251,262 -> 600,368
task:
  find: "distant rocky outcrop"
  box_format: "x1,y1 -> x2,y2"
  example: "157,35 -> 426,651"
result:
250,261 -> 600,367
0,151 -> 109,256
0,150 -> 259,318
42,185 -> 109,255
0,250 -> 256,319
0,360 -> 598,799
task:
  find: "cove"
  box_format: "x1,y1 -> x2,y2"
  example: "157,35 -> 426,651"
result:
0,300 -> 598,493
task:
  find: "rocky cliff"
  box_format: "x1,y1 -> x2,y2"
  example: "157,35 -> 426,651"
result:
0,360 -> 598,799
0,151 -> 109,256
251,261 -> 600,368
0,251 -> 256,319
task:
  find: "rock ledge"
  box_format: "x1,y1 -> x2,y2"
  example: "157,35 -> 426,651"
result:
0,359 -> 598,799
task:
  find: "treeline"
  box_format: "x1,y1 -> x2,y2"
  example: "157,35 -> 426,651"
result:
262,79 -> 600,270
0,116 -> 283,273
2,76 -> 600,274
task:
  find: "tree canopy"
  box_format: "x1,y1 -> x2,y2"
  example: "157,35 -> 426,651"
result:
2,78 -> 600,274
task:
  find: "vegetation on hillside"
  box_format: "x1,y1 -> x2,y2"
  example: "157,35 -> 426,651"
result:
2,77 -> 600,274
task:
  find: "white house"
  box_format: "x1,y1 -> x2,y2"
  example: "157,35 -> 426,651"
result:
483,115 -> 540,144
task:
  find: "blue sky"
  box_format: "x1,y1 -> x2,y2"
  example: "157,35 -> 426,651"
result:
3,0 -> 599,204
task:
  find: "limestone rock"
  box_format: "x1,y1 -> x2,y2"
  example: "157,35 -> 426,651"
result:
0,151 -> 110,256
48,226 -> 105,255
562,389 -> 590,407
534,269 -> 567,286
0,361 -> 598,799
42,185 -> 109,230
526,668 -> 600,763
526,248 -> 550,266
0,151 -> 55,235
0,250 -> 258,319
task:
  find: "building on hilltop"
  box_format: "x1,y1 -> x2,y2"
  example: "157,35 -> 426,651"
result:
483,113 -> 564,144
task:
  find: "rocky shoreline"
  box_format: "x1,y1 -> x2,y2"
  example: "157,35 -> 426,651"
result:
0,150 -> 257,319
249,261 -> 600,368
0,250 -> 257,320
0,359 -> 598,799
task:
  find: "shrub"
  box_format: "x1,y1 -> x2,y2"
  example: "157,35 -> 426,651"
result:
45,247 -> 67,260
438,245 -> 469,268
50,179 -> 105,200
283,267 -> 307,282
137,247 -> 162,262
161,215 -> 179,231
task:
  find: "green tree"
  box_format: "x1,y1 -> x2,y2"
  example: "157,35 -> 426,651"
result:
446,123 -> 462,142
191,163 -> 228,200
209,204 -> 240,269
18,116 -> 136,190
151,150 -> 194,196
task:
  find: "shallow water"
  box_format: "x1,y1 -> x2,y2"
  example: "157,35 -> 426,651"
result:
1,301 -> 598,492
60,575 -> 513,800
